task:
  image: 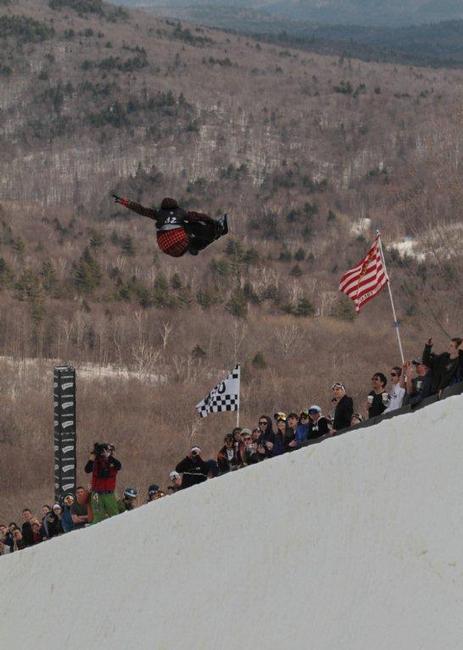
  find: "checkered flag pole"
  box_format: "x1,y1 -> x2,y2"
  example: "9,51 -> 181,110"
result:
196,365 -> 240,423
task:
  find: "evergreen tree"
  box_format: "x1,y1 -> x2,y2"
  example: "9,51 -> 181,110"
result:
73,247 -> 101,293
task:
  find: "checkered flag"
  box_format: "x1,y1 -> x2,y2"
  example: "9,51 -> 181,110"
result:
196,365 -> 240,418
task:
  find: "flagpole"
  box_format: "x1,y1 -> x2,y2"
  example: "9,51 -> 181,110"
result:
377,231 -> 405,364
236,364 -> 240,428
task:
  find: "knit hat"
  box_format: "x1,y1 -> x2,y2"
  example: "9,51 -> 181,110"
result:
160,197 -> 178,210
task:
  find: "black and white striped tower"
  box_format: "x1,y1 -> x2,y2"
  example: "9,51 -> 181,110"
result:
53,365 -> 77,503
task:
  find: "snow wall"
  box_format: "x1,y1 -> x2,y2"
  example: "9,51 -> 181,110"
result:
1,395 -> 463,650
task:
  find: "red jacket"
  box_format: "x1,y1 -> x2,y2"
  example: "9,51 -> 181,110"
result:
84,456 -> 121,493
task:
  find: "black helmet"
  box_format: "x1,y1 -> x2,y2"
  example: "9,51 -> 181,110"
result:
123,487 -> 138,499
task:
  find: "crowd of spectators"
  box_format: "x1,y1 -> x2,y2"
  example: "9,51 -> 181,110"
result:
1,336 -> 462,556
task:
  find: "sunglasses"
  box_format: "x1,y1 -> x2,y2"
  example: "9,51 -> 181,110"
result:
258,421 -> 267,425
390,373 -> 398,377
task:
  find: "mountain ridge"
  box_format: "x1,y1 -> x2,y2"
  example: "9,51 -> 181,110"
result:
111,0 -> 463,27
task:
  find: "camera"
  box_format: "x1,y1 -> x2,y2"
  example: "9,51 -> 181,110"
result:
93,442 -> 108,456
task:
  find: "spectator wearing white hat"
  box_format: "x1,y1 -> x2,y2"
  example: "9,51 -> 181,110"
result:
175,446 -> 209,489
168,471 -> 182,492
307,405 -> 331,440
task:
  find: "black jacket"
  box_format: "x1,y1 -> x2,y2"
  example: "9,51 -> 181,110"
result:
21,522 -> 34,547
284,426 -> 297,452
333,395 -> 354,431
42,513 -> 63,539
404,372 -> 434,408
217,445 -> 240,473
368,391 -> 388,419
308,417 -> 330,439
422,344 -> 463,393
176,456 -> 209,489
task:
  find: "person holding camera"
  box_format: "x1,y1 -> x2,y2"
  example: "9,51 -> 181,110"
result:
85,443 -> 122,524
175,446 -> 209,490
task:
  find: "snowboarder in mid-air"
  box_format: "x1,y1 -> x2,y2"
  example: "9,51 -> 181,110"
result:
112,195 -> 228,257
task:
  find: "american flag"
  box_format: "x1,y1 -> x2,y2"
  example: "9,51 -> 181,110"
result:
339,236 -> 388,312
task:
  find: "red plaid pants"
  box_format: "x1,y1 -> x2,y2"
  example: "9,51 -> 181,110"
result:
157,228 -> 189,257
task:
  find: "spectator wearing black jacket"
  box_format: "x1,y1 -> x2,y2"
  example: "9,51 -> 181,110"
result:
42,505 -> 63,539
402,358 -> 433,407
422,337 -> 463,394
284,413 -> 299,451
217,434 -> 241,473
331,383 -> 354,432
256,415 -> 275,459
367,372 -> 390,419
21,508 -> 34,547
176,446 -> 209,489
307,405 -> 331,440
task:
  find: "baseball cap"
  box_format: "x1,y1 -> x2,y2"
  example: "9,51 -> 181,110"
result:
308,405 -> 322,414
274,411 -> 286,421
241,428 -> 252,436
148,483 -> 160,495
124,487 -> 138,499
331,382 -> 345,390
190,446 -> 201,454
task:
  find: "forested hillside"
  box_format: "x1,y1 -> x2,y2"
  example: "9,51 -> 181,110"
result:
1,0 -> 462,515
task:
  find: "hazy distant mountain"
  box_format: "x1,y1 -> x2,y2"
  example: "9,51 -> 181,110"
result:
111,0 -> 463,27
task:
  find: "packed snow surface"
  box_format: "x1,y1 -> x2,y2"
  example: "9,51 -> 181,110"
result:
2,396 -> 463,650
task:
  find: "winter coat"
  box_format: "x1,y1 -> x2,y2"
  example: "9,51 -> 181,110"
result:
175,456 -> 209,489
422,344 -> 463,393
308,417 -> 330,440
295,423 -> 309,446
217,445 -> 241,473
256,418 -> 276,458
21,521 -> 34,547
333,395 -> 354,431
272,432 -> 285,456
284,427 -> 297,452
404,372 -> 433,407
241,444 -> 260,466
42,513 -> 63,539
85,456 -> 122,493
